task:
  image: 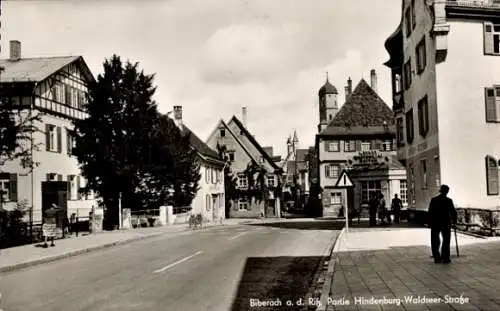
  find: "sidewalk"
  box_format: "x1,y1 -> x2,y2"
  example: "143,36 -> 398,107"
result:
319,221 -> 500,311
0,218 -> 253,273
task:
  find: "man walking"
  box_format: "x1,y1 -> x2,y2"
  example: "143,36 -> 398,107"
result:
391,194 -> 403,224
428,185 -> 457,264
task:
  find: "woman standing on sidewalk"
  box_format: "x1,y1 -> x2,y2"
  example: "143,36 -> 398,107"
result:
42,204 -> 58,248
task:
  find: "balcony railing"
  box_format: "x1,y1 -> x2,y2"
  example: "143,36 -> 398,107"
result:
446,0 -> 500,8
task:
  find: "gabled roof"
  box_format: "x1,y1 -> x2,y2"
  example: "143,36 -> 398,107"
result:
319,79 -> 394,136
0,56 -> 95,84
229,116 -> 280,171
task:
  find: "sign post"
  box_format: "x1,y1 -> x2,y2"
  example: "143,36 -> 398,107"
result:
334,170 -> 354,233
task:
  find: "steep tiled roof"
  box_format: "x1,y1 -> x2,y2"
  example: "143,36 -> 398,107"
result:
182,125 -> 221,160
0,56 -> 94,83
230,116 -> 280,171
320,79 -> 394,134
319,125 -> 395,137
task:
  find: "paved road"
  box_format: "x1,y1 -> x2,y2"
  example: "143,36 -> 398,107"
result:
0,219 -> 342,311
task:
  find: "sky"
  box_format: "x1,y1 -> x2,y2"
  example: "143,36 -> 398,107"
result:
1,0 -> 401,158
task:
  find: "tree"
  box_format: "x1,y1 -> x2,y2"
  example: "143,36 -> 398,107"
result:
0,91 -> 41,171
73,55 -> 166,229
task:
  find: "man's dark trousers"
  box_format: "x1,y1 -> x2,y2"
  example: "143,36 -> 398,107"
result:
431,226 -> 451,261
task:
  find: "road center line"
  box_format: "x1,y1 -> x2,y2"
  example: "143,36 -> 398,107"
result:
154,251 -> 204,274
229,231 -> 248,240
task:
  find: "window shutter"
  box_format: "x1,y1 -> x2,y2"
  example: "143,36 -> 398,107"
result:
57,174 -> 63,181
77,176 -> 81,200
324,165 -> 329,178
57,127 -> 62,153
485,87 -> 497,122
486,156 -> 499,195
46,124 -> 51,151
324,141 -> 329,151
355,140 -> 361,151
66,128 -> 71,155
9,173 -> 18,201
484,22 -> 494,55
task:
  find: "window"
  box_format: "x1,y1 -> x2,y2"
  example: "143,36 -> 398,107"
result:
0,179 -> 9,203
45,124 -> 61,152
206,195 -> 211,211
404,59 -> 412,90
421,159 -> 427,189
64,85 -> 72,106
484,22 -> 500,55
267,175 -> 276,187
406,109 -> 414,144
228,152 -> 235,162
486,155 -> 499,195
409,165 -> 416,204
396,117 -> 405,146
220,129 -> 225,137
330,192 -> 342,205
382,140 -> 392,151
418,95 -> 429,137
361,141 -> 371,152
344,140 -> 356,152
67,175 -> 81,200
238,198 -> 249,210
238,174 -> 248,188
485,87 -> 500,122
205,168 -> 210,183
326,140 -> 340,152
361,180 -> 381,204
211,168 -> 216,184
325,164 -> 340,179
67,129 -> 76,155
77,91 -> 86,109
400,180 -> 408,204
394,73 -> 402,94
405,7 -> 412,37
416,37 -> 427,73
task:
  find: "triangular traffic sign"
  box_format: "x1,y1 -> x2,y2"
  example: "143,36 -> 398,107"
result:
335,170 -> 354,187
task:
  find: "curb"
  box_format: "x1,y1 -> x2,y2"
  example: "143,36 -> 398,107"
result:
0,222 -> 243,274
0,232 -> 167,274
316,226 -> 346,311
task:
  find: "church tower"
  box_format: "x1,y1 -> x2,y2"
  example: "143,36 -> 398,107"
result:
317,73 -> 339,133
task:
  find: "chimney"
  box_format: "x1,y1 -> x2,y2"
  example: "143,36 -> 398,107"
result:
347,77 -> 352,95
9,40 -> 21,61
173,105 -> 183,130
344,86 -> 349,101
242,106 -> 247,128
370,69 -> 378,93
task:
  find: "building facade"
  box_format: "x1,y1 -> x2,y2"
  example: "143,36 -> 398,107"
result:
0,41 -> 99,222
315,72 -> 407,217
384,0 -> 500,220
170,106 -> 226,222
206,111 -> 282,218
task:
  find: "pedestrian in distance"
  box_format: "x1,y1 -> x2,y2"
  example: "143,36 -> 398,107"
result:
391,194 -> 403,224
42,203 -> 58,248
378,193 -> 390,225
368,194 -> 378,226
428,185 -> 457,264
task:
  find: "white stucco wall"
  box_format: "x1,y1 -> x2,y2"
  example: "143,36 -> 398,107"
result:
436,20 -> 500,209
